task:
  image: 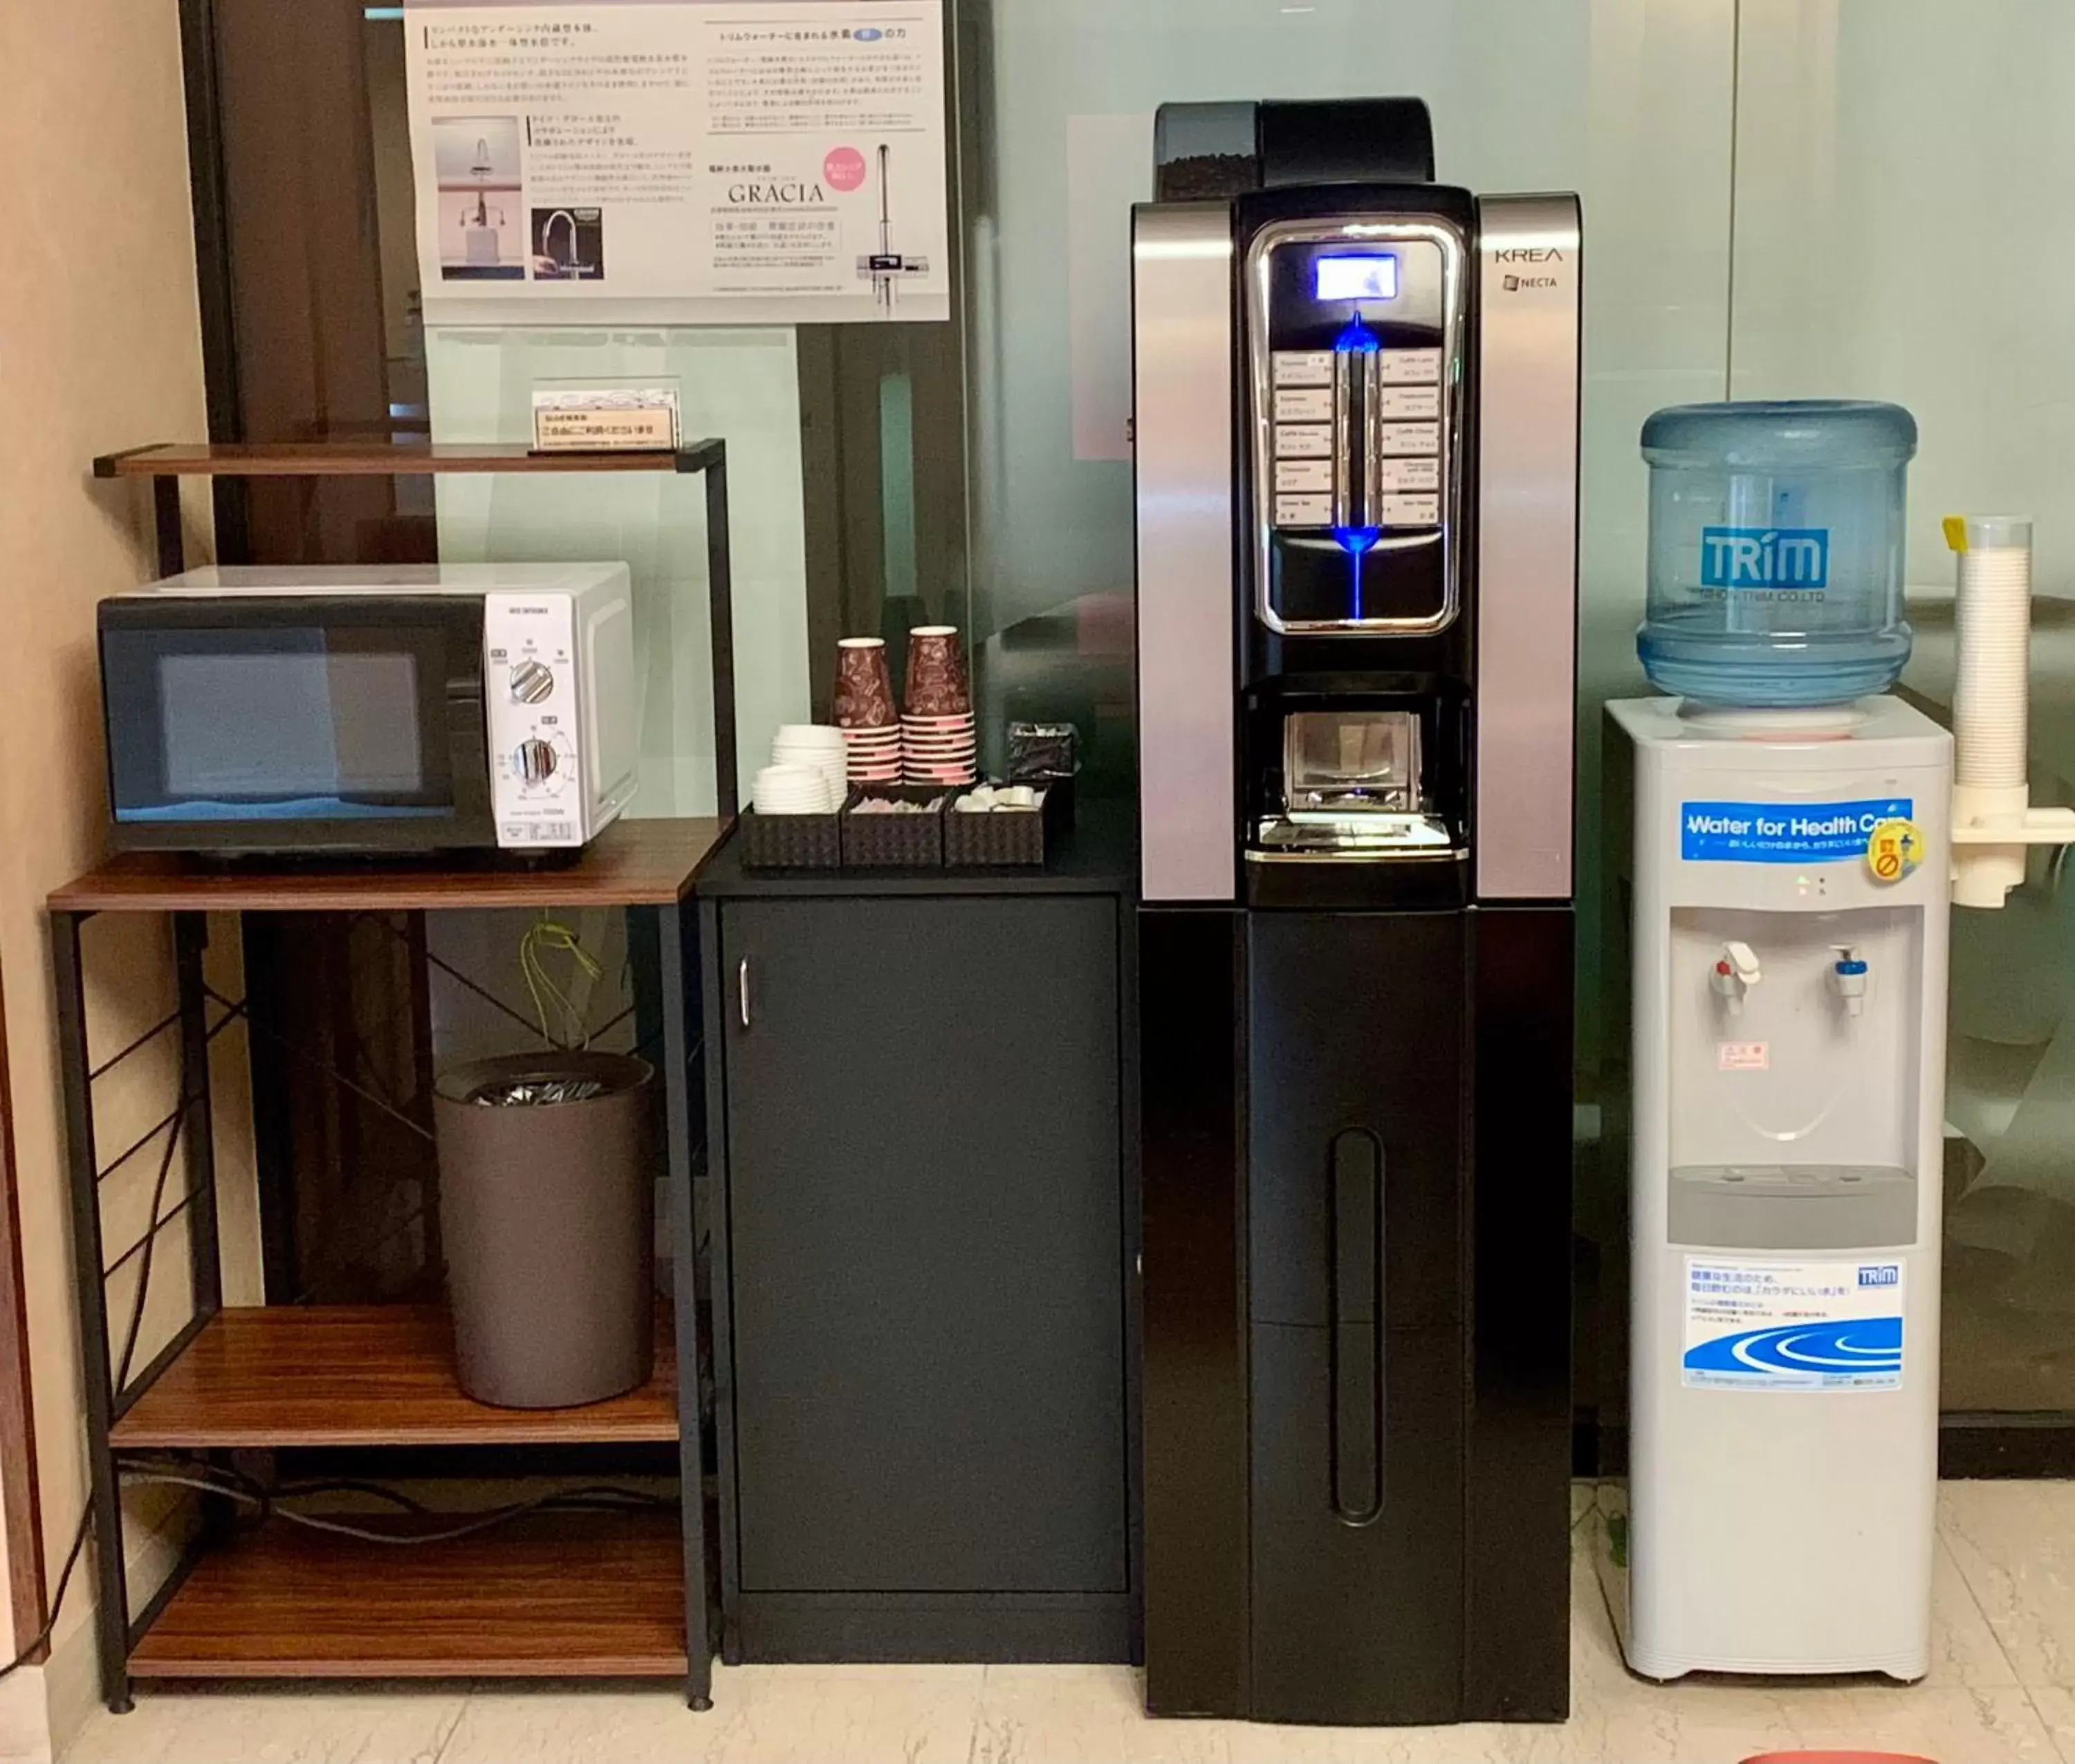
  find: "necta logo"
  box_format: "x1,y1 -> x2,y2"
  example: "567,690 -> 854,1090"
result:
1700,526 -> 1830,591
1495,247 -> 1563,293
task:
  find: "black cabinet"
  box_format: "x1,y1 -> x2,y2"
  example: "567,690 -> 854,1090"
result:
1246,914 -> 1466,1725
698,849 -> 1135,1663
1140,903 -> 1573,1725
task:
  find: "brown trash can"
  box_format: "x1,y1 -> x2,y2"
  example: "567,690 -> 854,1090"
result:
432,1051 -> 656,1409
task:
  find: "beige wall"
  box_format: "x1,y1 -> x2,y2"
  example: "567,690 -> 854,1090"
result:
0,0 -> 208,1753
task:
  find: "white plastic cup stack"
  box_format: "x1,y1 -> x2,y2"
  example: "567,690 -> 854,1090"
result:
772,724 -> 849,807
753,763 -> 839,816
1950,513 -> 2038,908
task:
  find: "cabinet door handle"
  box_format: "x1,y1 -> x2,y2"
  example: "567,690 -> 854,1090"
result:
738,957 -> 752,1029
1329,1129 -> 1384,1527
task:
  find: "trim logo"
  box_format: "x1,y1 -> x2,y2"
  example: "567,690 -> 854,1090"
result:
1700,526 -> 1829,590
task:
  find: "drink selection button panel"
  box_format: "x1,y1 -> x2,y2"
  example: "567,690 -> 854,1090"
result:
1275,493 -> 1335,528
1374,384 -> 1441,420
1376,456 -> 1441,492
1377,347 -> 1443,385
1381,493 -> 1441,526
1274,424 -> 1335,459
1273,386 -> 1335,423
1272,350 -> 1336,388
1374,422 -> 1441,457
1275,459 -> 1334,493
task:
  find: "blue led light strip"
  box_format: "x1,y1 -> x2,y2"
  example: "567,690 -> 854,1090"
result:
1334,312 -> 1383,592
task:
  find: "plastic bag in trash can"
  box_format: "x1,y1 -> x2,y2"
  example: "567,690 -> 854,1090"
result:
468,1076 -> 609,1108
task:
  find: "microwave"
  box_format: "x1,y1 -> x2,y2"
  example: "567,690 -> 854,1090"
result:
98,563 -> 640,855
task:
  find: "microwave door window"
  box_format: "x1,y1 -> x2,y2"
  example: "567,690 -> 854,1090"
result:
105,627 -> 459,825
157,651 -> 430,814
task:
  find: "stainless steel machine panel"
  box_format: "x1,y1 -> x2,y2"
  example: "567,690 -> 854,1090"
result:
1134,202 -> 1238,903
1472,193 -> 1581,901
1244,218 -> 1468,636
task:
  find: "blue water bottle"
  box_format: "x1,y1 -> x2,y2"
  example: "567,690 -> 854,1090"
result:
1636,400 -> 1919,706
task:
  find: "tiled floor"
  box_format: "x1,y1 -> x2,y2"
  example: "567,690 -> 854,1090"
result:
59,1482 -> 2075,1764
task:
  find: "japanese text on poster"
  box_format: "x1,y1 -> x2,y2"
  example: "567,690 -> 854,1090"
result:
405,0 -> 948,324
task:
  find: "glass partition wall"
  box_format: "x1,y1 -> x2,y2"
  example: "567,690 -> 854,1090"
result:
185,0 -> 2075,1457
1725,0 -> 2075,1428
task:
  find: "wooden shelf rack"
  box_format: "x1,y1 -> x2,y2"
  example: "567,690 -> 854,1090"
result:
111,1304 -> 679,1450
51,817 -> 724,917
55,434 -> 744,1711
129,1512 -> 687,1680
55,808 -> 727,1709
95,440 -> 714,479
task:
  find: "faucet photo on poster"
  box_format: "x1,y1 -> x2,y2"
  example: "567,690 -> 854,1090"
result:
855,143 -> 932,309
433,116 -> 524,280
531,206 -> 605,281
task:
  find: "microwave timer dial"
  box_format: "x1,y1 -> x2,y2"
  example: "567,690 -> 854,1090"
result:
515,738 -> 560,786
510,659 -> 555,704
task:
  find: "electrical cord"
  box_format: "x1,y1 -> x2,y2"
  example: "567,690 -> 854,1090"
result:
519,917 -> 600,1051
266,1478 -> 431,1515
120,1468 -> 675,1547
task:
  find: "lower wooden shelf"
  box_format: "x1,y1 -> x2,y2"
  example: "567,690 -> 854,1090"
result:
129,1509 -> 686,1679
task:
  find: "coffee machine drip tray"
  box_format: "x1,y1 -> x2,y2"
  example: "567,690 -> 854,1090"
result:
1250,811 -> 1457,858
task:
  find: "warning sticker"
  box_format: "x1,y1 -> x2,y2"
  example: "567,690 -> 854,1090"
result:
1683,1257 -> 1903,1392
1717,1042 -> 1769,1071
1865,817 -> 1924,885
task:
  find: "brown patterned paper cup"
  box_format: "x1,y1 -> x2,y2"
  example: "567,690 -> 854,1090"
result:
833,637 -> 898,730
903,625 -> 969,718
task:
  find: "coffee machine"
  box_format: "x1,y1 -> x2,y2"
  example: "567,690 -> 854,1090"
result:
1134,98 -> 1580,1725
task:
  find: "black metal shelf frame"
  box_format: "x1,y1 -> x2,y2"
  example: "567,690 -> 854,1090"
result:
53,435 -> 735,1714
53,901 -> 714,1712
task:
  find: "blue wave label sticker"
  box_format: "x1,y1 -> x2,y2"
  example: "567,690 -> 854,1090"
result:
1681,798 -> 1914,865
1684,1258 -> 1903,1391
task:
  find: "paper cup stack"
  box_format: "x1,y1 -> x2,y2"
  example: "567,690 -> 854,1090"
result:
833,636 -> 902,784
901,625 -> 975,787
771,725 -> 847,806
752,763 -> 840,815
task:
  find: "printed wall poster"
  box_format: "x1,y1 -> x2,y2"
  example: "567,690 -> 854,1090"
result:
405,0 -> 949,324
1683,1257 -> 1905,1392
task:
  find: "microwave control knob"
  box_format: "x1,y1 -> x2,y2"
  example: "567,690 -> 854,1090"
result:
509,659 -> 555,704
515,739 -> 557,785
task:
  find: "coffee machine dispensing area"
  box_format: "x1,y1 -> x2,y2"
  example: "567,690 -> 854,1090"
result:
1134,98 -> 1580,1725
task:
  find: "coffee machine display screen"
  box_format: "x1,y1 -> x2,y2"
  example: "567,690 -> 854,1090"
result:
1314,254 -> 1399,302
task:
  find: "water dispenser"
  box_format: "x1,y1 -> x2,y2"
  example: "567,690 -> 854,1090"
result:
1610,396 -> 1957,1681
1606,693 -> 1950,1680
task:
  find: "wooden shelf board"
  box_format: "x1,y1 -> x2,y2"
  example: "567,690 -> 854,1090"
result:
50,815 -> 726,915
129,1512 -> 686,1678
95,441 -> 699,478
112,1305 -> 677,1449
